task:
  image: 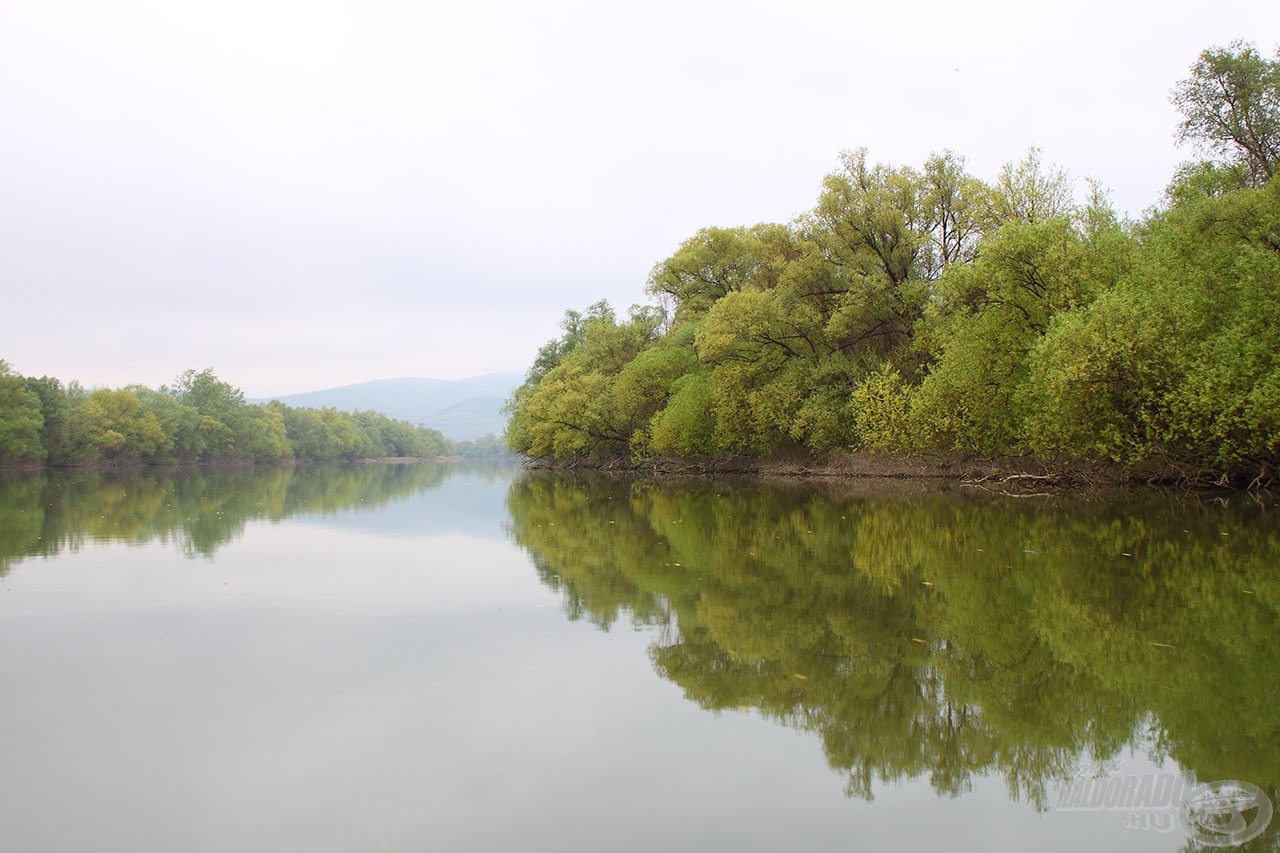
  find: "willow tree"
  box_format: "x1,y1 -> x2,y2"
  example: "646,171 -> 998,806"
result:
505,303 -> 666,461
1173,40 -> 1280,186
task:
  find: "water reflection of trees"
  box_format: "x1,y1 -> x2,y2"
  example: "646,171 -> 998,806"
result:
0,462 -> 454,570
507,473 -> 1280,814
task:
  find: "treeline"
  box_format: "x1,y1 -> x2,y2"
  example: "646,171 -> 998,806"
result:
0,365 -> 473,467
507,41 -> 1280,484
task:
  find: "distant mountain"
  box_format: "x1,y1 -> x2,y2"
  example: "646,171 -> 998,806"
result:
253,373 -> 523,441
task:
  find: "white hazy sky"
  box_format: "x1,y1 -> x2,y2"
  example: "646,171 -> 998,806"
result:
3,1 -> 1278,397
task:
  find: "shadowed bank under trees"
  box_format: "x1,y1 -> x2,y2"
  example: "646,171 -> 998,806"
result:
506,41 -> 1280,487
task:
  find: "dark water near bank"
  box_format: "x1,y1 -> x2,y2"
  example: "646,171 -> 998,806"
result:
0,463 -> 1276,851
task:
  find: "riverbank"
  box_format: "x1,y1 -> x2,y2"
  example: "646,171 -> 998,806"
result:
520,451 -> 1265,492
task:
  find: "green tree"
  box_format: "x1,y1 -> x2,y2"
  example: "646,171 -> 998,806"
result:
0,361 -> 44,465
808,148 -> 932,362
646,224 -> 794,320
611,343 -> 702,456
275,405 -> 339,461
322,408 -> 377,460
1026,176 -> 1280,479
168,368 -> 245,422
519,300 -> 617,389
911,215 -> 1125,453
921,150 -> 993,275
506,303 -> 664,461
22,376 -> 76,465
237,405 -> 292,460
1173,40 -> 1280,186
131,386 -> 202,461
75,388 -> 170,462
989,147 -> 1075,225
166,368 -> 252,460
646,372 -> 716,457
454,433 -> 512,459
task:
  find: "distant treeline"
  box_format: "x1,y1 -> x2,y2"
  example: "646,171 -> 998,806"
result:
506,41 -> 1280,485
0,365 -> 508,467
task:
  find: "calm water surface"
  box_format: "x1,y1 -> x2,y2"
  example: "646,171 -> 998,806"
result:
0,463 -> 1276,851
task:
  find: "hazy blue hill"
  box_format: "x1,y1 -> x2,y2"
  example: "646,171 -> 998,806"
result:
425,395 -> 512,441
254,373 -> 522,440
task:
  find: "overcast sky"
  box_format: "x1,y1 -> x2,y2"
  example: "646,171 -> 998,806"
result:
3,1 -> 1278,397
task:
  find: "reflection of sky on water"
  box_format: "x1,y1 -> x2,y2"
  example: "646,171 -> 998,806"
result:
291,467 -> 516,542
1,556 -> 1176,851
1,525 -> 549,618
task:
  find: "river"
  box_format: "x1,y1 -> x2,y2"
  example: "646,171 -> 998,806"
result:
0,462 -> 1275,850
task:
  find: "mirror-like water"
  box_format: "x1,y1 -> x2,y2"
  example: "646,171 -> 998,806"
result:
1,463 -> 1275,851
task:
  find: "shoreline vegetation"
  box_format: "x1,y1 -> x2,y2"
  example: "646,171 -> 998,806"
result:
0,365 -> 509,471
506,42 -> 1280,491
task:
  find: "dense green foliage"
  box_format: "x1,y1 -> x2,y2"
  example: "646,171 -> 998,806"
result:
507,473 -> 1280,812
0,364 -> 453,467
507,42 -> 1280,483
